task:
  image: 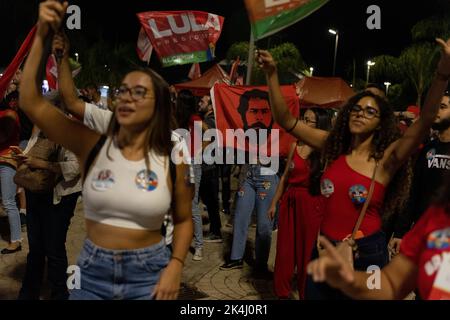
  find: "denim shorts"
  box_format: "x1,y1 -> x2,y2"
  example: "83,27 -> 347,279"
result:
69,238 -> 170,300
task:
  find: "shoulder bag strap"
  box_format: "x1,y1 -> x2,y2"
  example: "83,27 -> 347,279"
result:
350,161 -> 379,241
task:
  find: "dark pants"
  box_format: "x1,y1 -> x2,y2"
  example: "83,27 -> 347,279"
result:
199,166 -> 221,236
18,191 -> 80,300
219,164 -> 232,213
305,231 -> 389,300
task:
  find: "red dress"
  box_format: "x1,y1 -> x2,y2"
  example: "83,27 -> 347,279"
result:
274,150 -> 324,299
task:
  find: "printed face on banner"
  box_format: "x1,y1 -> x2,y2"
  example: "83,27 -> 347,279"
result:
237,89 -> 274,132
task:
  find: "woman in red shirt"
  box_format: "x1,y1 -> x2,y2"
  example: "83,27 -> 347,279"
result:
306,174 -> 450,300
268,108 -> 331,299
258,37 -> 450,299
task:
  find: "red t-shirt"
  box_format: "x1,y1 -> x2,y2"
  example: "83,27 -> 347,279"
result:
400,206 -> 450,300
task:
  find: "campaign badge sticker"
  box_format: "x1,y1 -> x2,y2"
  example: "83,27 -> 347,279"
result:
348,184 -> 369,205
135,170 -> 159,192
91,169 -> 115,192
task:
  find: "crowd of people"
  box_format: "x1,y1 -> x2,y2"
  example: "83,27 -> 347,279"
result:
0,0 -> 449,300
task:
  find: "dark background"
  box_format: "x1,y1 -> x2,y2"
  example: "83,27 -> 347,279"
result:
0,0 -> 448,83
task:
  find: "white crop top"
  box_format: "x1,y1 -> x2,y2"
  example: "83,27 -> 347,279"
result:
83,137 -> 172,230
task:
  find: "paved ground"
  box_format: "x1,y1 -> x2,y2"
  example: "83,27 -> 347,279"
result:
0,177 -> 281,300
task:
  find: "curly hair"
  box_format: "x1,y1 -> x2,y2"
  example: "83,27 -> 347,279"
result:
320,91 -> 413,219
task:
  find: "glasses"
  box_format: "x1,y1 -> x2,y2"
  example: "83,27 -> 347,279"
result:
350,104 -> 380,119
300,118 -> 317,125
114,85 -> 153,101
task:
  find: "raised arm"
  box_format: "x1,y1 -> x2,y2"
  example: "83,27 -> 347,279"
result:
257,50 -> 329,150
383,38 -> 450,174
19,0 -> 99,165
53,33 -> 86,120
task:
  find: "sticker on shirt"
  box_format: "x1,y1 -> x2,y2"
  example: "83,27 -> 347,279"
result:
428,253 -> 450,300
427,228 -> 450,250
289,162 -> 295,170
135,170 -> 158,192
426,148 -> 436,160
348,184 -> 368,205
320,179 -> 334,198
91,169 -> 115,192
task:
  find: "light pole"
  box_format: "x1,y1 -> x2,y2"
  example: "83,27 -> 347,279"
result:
329,29 -> 339,76
366,60 -> 375,85
310,67 -> 314,76
75,53 -> 79,62
384,81 -> 391,95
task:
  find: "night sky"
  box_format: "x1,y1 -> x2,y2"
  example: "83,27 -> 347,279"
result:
1,0 -> 448,83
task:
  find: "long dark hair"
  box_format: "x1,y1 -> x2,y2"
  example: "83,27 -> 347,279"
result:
175,89 -> 197,130
306,107 -> 332,195
106,68 -> 175,170
319,91 -> 413,218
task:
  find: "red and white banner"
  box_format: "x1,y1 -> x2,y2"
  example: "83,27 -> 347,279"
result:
188,63 -> 201,80
136,27 -> 153,63
46,54 -> 58,90
211,83 -> 299,157
136,11 -> 224,67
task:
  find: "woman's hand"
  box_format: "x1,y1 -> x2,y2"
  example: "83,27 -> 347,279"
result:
307,236 -> 355,290
256,49 -> 277,75
37,0 -> 68,38
152,260 -> 183,300
267,204 -> 277,220
436,38 -> 450,77
24,157 -> 49,170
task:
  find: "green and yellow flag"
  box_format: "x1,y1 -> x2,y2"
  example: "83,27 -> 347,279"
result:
245,0 -> 330,40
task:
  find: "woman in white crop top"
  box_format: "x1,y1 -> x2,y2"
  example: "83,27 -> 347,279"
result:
19,1 -> 193,300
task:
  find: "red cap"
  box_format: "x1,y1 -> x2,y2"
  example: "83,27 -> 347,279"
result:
406,105 -> 420,118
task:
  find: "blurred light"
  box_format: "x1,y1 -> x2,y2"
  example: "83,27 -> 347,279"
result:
328,29 -> 337,35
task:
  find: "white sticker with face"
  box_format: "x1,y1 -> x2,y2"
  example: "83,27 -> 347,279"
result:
320,179 -> 335,198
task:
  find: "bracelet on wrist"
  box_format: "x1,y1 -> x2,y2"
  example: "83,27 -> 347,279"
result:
171,256 -> 185,267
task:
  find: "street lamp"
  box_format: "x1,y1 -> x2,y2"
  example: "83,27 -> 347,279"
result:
384,81 -> 391,95
74,53 -> 79,62
329,29 -> 339,76
366,60 -> 375,85
310,67 -> 314,76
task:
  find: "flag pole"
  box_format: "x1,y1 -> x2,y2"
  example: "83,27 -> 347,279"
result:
245,27 -> 255,85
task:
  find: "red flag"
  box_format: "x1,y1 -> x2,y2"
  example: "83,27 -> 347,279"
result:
229,57 -> 240,85
46,54 -> 58,90
137,11 -> 224,67
136,27 -> 153,63
211,83 -> 299,157
188,63 -> 201,80
0,26 -> 36,99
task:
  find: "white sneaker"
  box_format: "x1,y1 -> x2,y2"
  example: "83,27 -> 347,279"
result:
192,248 -> 203,261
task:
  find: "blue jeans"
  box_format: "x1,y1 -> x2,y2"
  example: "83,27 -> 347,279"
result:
192,163 -> 203,249
69,238 -> 170,300
0,165 -> 21,242
230,165 -> 279,267
305,231 -> 389,300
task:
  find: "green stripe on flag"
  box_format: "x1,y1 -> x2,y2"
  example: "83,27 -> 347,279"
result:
161,51 -> 210,67
252,0 -> 329,40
